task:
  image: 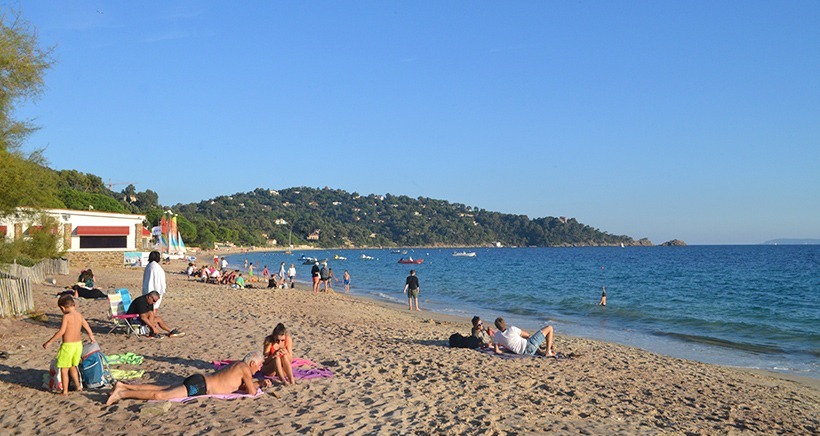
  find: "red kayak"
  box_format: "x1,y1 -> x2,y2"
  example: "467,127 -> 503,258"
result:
398,258 -> 424,264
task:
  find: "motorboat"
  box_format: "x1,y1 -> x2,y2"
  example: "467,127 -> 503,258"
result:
360,254 -> 376,260
398,257 -> 423,264
334,254 -> 347,260
452,251 -> 476,257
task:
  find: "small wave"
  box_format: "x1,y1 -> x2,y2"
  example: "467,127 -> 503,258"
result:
653,331 -> 786,355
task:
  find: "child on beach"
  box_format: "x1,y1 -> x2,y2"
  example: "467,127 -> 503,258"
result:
343,270 -> 351,293
42,295 -> 96,395
261,323 -> 294,385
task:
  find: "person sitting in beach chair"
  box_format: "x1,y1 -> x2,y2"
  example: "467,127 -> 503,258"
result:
105,351 -> 270,405
261,323 -> 294,385
127,291 -> 185,338
493,317 -> 555,357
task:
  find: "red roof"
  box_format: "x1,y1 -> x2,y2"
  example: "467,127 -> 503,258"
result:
142,227 -> 152,236
76,226 -> 130,236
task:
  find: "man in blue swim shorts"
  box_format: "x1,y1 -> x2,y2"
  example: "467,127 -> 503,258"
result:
492,317 -> 555,357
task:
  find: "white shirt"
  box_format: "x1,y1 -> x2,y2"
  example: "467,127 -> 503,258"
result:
287,266 -> 296,277
493,326 -> 527,355
142,262 -> 167,297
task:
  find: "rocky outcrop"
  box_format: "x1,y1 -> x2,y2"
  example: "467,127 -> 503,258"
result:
660,239 -> 687,246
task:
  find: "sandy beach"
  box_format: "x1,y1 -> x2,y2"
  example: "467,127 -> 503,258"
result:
0,258 -> 817,435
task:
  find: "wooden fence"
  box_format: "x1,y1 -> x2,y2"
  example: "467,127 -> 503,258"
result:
0,259 -> 69,318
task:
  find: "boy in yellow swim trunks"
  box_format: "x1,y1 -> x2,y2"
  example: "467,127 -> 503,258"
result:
43,295 -> 96,395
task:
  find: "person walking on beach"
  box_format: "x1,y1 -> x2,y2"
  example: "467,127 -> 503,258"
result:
311,262 -> 321,294
288,263 -> 296,288
105,351 -> 270,405
262,265 -> 269,281
42,295 -> 96,395
493,317 -> 555,357
142,250 -> 167,310
220,257 -> 228,273
402,269 -> 421,311
343,270 -> 351,293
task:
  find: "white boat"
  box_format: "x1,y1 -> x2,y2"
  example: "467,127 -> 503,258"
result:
452,251 -> 477,257
360,254 -> 376,260
334,254 -> 347,260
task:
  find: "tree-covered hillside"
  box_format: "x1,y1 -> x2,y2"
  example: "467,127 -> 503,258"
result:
172,187 -> 647,248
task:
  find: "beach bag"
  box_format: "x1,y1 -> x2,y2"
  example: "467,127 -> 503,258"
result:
449,333 -> 483,349
44,359 -> 67,392
79,342 -> 113,389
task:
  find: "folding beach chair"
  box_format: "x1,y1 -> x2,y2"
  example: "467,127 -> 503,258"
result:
106,288 -> 144,336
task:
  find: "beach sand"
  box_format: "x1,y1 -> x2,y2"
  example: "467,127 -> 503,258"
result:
0,259 -> 817,434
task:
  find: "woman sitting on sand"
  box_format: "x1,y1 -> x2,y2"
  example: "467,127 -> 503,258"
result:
261,323 -> 294,385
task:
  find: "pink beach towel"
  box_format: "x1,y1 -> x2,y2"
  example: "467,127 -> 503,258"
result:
212,359 -> 334,381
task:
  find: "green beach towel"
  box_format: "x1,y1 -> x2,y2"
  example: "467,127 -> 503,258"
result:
110,369 -> 145,380
106,353 -> 144,365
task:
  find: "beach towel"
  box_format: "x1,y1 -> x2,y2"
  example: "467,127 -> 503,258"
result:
154,389 -> 264,403
106,353 -> 144,365
109,369 -> 145,380
212,359 -> 334,381
478,347 -> 572,360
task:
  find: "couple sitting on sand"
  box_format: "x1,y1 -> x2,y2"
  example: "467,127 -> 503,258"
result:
106,323 -> 296,405
471,316 -> 556,357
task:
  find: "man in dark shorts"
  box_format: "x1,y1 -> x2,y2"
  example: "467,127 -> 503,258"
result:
127,291 -> 185,338
106,352 -> 269,404
402,269 -> 421,311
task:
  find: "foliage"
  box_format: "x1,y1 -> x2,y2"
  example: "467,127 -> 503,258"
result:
57,188 -> 127,213
0,13 -> 60,217
171,187 -> 639,248
0,214 -> 65,264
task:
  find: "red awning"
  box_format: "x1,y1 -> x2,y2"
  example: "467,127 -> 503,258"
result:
76,226 -> 130,236
0,225 -> 6,236
141,227 -> 152,236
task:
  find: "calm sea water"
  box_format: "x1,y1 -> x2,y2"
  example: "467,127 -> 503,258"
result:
228,246 -> 820,378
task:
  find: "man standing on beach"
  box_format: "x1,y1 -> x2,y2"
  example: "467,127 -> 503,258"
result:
402,269 -> 421,311
493,317 -> 554,357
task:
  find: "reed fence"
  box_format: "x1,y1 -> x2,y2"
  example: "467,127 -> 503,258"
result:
0,258 -> 69,318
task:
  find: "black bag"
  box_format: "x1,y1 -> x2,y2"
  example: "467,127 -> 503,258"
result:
449,333 -> 482,349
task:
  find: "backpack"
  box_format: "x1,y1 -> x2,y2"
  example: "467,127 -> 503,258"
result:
320,267 -> 329,280
449,333 -> 483,349
79,342 -> 113,389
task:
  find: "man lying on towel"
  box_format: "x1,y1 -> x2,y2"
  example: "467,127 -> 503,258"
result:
106,351 -> 270,405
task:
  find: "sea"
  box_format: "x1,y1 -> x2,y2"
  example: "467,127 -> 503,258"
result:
226,245 -> 820,379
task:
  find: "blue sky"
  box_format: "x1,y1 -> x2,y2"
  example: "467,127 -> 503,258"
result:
7,1 -> 819,244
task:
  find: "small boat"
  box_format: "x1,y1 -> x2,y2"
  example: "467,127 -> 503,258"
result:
334,254 -> 347,260
390,249 -> 402,254
452,251 -> 476,257
360,254 -> 376,260
398,257 -> 424,264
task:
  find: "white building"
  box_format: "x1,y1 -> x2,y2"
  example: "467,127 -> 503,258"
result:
1,208 -> 148,268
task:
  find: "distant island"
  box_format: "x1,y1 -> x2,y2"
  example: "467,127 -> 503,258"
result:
761,239 -> 820,245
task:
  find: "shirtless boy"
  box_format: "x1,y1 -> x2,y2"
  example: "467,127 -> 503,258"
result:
106,351 -> 270,405
42,295 -> 96,395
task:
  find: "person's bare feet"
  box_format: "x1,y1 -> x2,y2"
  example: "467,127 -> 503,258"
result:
105,383 -> 122,405
416,308 -> 421,311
